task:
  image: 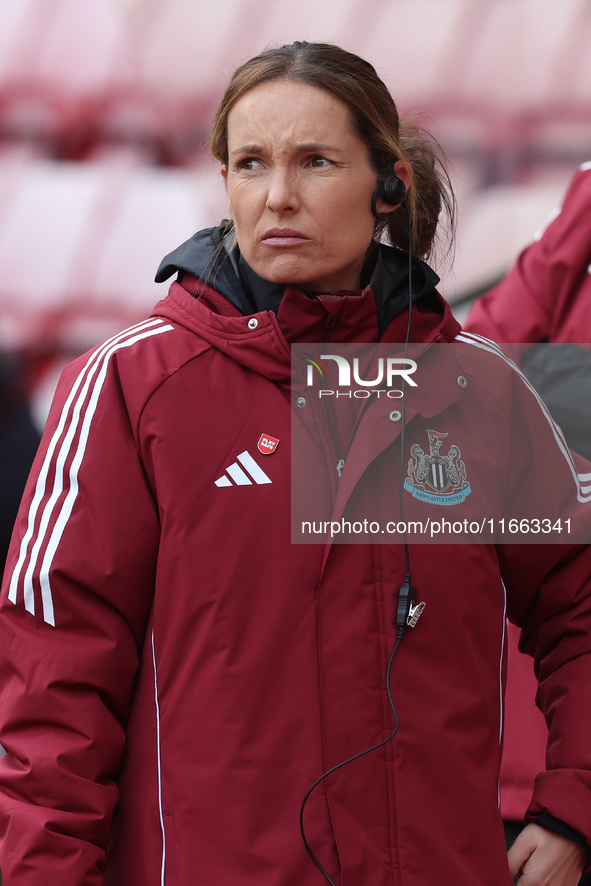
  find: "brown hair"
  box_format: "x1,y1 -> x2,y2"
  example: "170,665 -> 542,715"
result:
210,41 -> 456,262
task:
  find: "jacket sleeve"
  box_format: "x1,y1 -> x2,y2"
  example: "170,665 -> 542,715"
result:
464,162 -> 591,343
0,348 -> 161,884
497,363 -> 591,848
500,541 -> 591,844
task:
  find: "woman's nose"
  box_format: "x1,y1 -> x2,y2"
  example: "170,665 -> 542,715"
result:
265,169 -> 299,213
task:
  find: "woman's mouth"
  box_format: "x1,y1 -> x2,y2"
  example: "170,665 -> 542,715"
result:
261,228 -> 312,246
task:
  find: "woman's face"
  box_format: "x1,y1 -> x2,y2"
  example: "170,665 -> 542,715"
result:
223,80 -> 393,293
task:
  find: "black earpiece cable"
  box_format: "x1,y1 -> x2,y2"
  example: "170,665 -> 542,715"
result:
399,203 -> 413,580
299,633 -> 404,886
300,206 -> 416,884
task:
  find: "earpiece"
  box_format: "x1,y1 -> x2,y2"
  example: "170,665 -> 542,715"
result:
371,174 -> 407,217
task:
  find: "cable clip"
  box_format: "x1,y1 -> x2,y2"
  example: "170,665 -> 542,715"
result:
407,601 -> 426,628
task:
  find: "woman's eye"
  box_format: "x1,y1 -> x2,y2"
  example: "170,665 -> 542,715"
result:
238,158 -> 262,171
308,156 -> 332,169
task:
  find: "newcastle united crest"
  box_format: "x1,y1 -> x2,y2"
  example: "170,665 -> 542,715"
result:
404,429 -> 471,505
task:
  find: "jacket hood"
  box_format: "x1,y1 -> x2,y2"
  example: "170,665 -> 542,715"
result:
155,222 -> 443,331
156,222 -> 255,315
152,223 -> 461,382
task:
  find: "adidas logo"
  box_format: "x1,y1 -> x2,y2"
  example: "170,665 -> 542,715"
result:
215,450 -> 272,487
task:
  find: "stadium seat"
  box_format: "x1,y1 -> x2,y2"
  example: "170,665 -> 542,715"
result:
362,0 -> 476,113
0,0 -> 38,85
0,157 -> 110,347
440,178 -> 567,305
0,0 -> 152,157
74,162 -> 223,337
415,0 -> 591,180
0,149 -> 229,351
238,0 -> 371,58
460,0 -> 585,115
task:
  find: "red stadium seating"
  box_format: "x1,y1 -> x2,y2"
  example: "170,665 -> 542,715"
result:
0,0 -> 590,370
0,0 -> 155,157
0,154 -> 227,351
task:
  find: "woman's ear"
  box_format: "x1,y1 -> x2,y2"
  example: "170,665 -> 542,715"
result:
221,167 -> 233,218
221,167 -> 232,217
393,160 -> 410,194
373,160 -> 411,215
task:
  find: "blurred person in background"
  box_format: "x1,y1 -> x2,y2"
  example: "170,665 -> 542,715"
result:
465,160 -> 591,886
0,42 -> 591,886
465,162 -> 591,348
0,353 -> 40,578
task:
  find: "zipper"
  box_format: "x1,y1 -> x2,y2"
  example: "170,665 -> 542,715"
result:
319,311 -> 347,479
324,393 -> 343,479
318,311 -> 376,480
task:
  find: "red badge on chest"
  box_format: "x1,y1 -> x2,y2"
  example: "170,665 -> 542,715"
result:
258,434 -> 280,455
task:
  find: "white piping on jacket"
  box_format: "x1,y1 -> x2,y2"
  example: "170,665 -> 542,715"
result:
455,332 -> 591,503
498,582 -> 507,809
152,629 -> 166,886
8,318 -> 174,625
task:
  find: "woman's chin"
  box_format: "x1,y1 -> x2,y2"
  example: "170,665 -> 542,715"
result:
248,256 -> 313,288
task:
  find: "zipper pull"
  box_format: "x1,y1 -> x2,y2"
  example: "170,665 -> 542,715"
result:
336,458 -> 345,479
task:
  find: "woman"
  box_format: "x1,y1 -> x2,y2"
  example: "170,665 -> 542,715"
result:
0,42 -> 590,886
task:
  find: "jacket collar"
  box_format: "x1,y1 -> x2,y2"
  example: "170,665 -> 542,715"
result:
155,222 -> 460,347
155,222 -> 443,324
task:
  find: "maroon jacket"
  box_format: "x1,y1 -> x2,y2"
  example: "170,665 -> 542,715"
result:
1,233 -> 591,885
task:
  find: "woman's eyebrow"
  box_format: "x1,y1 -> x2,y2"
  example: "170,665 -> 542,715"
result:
231,144 -> 263,155
296,142 -> 345,153
230,142 -> 345,155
